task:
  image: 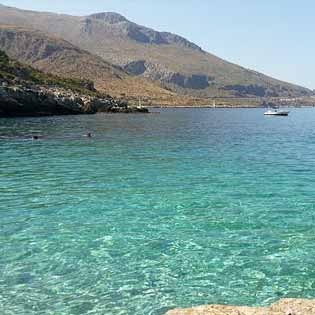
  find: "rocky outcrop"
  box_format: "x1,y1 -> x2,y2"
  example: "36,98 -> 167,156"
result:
168,74 -> 210,90
122,23 -> 168,45
159,32 -> 203,51
124,60 -> 147,76
221,84 -> 274,97
0,82 -> 147,117
124,61 -> 210,90
89,12 -> 127,24
165,298 -> 315,315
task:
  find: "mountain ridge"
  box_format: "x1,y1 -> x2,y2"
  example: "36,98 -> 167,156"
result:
0,4 -> 311,99
0,24 -> 211,106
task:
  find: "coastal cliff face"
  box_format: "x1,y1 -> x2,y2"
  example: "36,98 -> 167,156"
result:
0,84 -> 132,117
166,299 -> 315,315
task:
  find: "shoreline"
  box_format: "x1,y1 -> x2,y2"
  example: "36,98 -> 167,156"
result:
147,105 -> 315,109
148,105 -> 259,108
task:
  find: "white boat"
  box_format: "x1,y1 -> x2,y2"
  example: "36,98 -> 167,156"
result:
264,109 -> 290,116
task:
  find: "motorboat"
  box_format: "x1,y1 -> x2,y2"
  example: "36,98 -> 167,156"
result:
264,109 -> 289,116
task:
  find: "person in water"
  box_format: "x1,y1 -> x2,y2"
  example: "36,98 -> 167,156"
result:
32,135 -> 39,140
86,132 -> 92,138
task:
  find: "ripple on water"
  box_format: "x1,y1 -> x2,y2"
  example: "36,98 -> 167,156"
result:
1,109 -> 315,314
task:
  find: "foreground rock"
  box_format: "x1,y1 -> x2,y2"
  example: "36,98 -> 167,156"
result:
0,83 -> 148,117
166,299 -> 315,315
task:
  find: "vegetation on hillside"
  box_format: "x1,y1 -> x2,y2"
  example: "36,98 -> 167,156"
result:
0,50 -> 98,95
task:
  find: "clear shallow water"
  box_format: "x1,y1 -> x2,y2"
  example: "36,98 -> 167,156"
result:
1,108 -> 315,315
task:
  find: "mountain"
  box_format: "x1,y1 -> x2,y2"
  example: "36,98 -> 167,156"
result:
0,24 -> 198,106
0,4 -> 311,99
0,25 -> 125,81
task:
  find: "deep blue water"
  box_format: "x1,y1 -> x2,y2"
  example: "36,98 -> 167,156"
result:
1,108 -> 315,315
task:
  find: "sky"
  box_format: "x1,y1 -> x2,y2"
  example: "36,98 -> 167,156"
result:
1,0 -> 314,89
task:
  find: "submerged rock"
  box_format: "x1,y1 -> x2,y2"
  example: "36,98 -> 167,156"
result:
165,299 -> 315,315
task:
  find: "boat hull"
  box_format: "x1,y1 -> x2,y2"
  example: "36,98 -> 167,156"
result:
264,111 -> 289,116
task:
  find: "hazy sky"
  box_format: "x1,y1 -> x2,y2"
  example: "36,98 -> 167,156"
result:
1,0 -> 314,89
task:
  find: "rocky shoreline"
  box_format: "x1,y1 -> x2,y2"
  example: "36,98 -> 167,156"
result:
0,81 -> 148,117
166,298 -> 315,315
0,82 -> 148,117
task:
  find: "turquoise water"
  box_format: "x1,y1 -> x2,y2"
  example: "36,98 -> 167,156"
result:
1,108 -> 315,315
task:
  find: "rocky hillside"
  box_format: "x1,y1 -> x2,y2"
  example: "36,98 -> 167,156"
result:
0,50 -> 148,116
0,25 -> 125,81
0,24 -> 196,106
0,4 -> 311,98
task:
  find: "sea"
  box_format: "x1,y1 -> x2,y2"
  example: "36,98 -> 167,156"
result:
1,108 -> 315,315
